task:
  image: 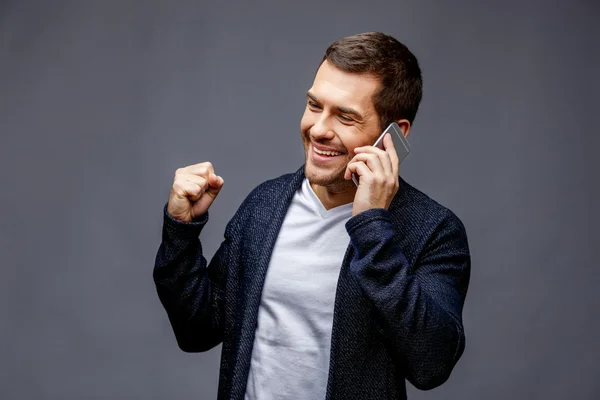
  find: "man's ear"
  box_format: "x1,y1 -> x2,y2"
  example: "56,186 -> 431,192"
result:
395,119 -> 411,138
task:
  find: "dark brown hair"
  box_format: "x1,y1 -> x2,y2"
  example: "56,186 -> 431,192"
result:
321,32 -> 423,129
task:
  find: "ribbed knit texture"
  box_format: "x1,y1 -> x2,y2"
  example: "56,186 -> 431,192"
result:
153,165 -> 471,400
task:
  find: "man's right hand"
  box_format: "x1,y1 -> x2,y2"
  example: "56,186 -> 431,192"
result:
167,162 -> 224,222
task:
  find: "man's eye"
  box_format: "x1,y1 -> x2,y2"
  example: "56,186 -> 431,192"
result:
339,115 -> 353,122
308,101 -> 320,109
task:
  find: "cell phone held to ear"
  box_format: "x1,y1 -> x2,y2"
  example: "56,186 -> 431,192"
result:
351,122 -> 411,187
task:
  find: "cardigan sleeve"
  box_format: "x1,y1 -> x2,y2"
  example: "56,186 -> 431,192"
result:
152,204 -> 234,353
345,207 -> 471,390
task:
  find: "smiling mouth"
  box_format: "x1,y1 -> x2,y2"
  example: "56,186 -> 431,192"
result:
313,146 -> 343,157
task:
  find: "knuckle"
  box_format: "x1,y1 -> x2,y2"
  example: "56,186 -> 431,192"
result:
172,182 -> 185,195
173,177 -> 184,187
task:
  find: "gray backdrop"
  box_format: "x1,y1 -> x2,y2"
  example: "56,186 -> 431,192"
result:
1,0 -> 599,399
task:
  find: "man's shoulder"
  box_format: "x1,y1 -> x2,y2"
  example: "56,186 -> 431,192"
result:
394,178 -> 467,234
222,168 -> 303,236
254,170 -> 301,194
233,167 -> 304,214
245,169 -> 301,201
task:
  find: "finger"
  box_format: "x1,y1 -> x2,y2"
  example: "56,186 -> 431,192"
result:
349,153 -> 387,177
346,161 -> 372,182
354,142 -> 393,176
178,162 -> 215,178
179,172 -> 224,200
207,173 -> 222,187
205,174 -> 224,198
173,179 -> 203,202
383,134 -> 399,177
186,172 -> 224,191
179,173 -> 209,191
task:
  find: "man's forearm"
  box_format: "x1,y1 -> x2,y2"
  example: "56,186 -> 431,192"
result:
345,208 -> 470,390
153,205 -> 224,352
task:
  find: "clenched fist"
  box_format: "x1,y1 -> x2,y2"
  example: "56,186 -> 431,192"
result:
167,162 -> 224,222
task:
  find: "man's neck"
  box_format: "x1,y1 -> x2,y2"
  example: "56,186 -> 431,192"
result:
310,181 -> 356,211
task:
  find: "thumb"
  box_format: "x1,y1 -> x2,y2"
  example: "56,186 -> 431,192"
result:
206,174 -> 224,198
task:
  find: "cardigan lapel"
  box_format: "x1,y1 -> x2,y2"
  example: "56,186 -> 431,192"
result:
229,165 -> 307,398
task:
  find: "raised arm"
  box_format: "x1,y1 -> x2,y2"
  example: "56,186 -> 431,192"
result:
152,162 -> 229,352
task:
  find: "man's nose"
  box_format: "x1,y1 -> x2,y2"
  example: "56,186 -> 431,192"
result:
310,115 -> 335,140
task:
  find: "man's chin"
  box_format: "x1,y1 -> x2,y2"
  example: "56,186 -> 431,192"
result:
305,167 -> 353,191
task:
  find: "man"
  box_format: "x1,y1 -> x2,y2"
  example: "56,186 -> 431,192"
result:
153,32 -> 471,400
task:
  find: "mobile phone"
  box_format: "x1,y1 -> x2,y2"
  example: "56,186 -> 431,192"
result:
351,122 -> 410,187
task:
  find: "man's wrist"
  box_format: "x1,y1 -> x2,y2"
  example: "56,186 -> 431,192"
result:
346,208 -> 392,236
163,203 -> 208,237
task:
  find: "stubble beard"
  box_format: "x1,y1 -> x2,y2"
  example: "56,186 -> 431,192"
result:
303,150 -> 355,193
302,129 -> 356,193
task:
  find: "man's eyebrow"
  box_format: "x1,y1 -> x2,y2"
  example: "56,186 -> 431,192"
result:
306,91 -> 364,120
336,105 -> 363,120
306,92 -> 319,102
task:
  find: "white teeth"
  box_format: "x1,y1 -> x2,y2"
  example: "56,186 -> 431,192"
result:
314,147 -> 342,156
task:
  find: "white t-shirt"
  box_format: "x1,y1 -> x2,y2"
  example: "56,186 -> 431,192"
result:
244,178 -> 354,400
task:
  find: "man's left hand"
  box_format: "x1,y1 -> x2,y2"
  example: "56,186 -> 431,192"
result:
344,133 -> 400,216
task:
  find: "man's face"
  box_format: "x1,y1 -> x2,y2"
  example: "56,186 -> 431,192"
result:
301,60 -> 382,191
